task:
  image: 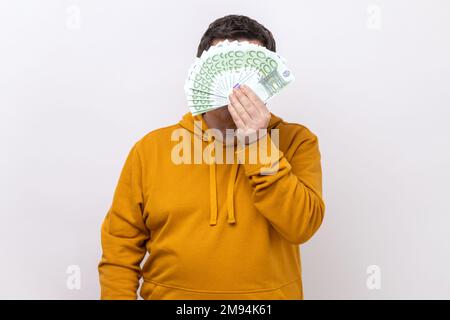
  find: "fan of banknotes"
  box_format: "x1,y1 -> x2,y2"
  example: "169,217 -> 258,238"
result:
184,39 -> 295,115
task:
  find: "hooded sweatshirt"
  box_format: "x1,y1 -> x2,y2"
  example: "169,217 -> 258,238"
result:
98,112 -> 325,300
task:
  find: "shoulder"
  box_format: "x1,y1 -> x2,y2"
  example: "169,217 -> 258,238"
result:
271,120 -> 322,163
276,120 -> 319,145
133,123 -> 179,152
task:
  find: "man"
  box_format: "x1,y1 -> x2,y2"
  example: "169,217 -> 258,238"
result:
98,14 -> 325,300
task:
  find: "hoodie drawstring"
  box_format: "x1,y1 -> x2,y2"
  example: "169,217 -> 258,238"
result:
209,154 -> 218,225
226,162 -> 238,224
179,111 -> 282,227
208,135 -> 239,226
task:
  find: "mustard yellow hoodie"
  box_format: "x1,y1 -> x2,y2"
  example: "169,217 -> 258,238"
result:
98,112 -> 325,300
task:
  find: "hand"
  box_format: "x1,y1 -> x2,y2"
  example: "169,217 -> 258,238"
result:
228,84 -> 271,145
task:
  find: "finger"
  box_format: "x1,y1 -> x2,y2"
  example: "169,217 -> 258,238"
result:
241,84 -> 270,114
229,93 -> 252,126
233,87 -> 259,119
227,103 -> 246,130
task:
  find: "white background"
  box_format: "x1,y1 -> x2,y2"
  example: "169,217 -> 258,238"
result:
1,0 -> 449,299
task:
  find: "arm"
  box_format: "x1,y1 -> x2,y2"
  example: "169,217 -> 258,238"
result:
98,143 -> 150,299
228,84 -> 325,245
236,130 -> 325,245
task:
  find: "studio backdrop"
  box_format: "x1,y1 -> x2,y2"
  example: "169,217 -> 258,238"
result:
1,0 -> 449,299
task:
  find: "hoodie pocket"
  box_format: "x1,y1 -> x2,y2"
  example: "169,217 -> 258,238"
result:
140,281 -> 162,300
140,279 -> 303,300
276,278 -> 303,300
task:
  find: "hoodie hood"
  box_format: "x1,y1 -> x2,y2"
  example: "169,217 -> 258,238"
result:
178,111 -> 284,226
178,112 -> 283,139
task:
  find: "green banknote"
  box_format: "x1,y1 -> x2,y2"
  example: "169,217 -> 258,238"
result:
184,40 -> 295,115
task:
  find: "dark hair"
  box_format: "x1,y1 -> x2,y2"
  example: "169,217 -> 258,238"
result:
196,15 -> 276,57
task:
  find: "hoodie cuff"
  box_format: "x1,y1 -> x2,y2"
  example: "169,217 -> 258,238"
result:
235,134 -> 285,176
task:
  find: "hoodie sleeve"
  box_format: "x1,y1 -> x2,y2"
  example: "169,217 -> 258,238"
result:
98,143 -> 150,299
235,126 -> 325,245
